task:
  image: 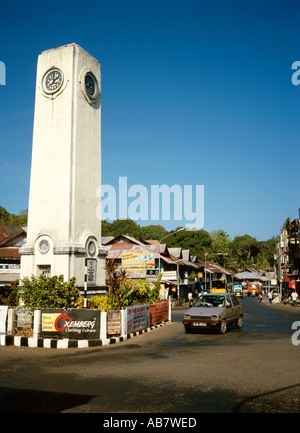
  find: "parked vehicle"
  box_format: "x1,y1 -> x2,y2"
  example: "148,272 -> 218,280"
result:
183,293 -> 244,334
233,284 -> 243,298
247,283 -> 259,296
211,279 -> 226,294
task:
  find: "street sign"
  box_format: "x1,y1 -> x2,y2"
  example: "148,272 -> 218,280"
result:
146,269 -> 159,276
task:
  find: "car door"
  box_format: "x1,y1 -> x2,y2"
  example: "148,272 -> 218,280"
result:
225,296 -> 236,324
229,295 -> 242,322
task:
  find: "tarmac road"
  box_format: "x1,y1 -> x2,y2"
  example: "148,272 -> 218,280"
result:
0,296 -> 299,414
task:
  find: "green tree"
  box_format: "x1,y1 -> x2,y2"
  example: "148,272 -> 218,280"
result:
167,229 -> 212,258
258,236 -> 279,268
210,230 -> 231,265
141,225 -> 168,241
0,206 -> 11,224
230,234 -> 260,263
101,219 -> 144,241
0,207 -> 28,226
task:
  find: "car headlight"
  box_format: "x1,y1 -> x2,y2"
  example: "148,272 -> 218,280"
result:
211,315 -> 218,320
184,314 -> 191,319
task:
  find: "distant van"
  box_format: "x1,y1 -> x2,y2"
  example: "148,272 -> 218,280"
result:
247,283 -> 259,296
233,284 -> 243,298
211,279 -> 226,294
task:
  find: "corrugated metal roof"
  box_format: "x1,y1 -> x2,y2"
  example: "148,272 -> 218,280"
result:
168,248 -> 181,258
101,236 -> 114,245
0,247 -> 20,259
0,225 -> 26,247
182,250 -> 190,261
235,271 -> 263,280
103,242 -> 175,264
196,259 -> 234,275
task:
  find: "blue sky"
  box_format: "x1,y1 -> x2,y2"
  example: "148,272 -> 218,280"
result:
0,0 -> 299,241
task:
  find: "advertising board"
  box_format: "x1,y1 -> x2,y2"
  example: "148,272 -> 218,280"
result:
211,288 -> 226,293
122,252 -> 155,270
150,301 -> 169,326
41,309 -> 100,339
107,310 -> 121,336
161,271 -> 177,281
127,304 -> 150,334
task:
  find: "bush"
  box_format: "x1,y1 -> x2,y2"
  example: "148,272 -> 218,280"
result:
105,259 -> 162,309
89,295 -> 111,312
19,274 -> 83,309
0,280 -> 19,306
120,278 -> 160,306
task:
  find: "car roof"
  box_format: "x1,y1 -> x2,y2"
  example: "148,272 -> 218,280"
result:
204,293 -> 230,296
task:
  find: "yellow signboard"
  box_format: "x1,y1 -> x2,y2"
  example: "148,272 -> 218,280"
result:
211,288 -> 226,293
121,252 -> 155,270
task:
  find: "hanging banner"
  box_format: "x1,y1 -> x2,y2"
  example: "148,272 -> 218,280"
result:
41,309 -> 100,339
0,306 -> 8,334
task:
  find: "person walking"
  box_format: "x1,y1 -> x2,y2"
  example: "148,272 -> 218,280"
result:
188,291 -> 193,307
258,288 -> 262,302
291,290 -> 298,307
268,290 -> 273,304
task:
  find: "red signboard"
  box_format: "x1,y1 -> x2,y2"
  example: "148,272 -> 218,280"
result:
150,301 -> 169,326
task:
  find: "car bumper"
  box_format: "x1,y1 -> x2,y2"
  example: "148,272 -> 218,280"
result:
183,320 -> 220,330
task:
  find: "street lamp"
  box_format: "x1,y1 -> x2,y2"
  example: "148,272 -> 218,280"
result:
158,228 -> 185,274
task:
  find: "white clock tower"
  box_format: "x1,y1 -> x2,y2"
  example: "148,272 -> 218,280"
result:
20,43 -> 106,294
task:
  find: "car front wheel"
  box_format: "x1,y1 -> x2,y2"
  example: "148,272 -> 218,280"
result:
219,319 -> 227,334
185,326 -> 192,334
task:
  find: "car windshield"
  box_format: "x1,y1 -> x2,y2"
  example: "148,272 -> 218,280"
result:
194,295 -> 227,308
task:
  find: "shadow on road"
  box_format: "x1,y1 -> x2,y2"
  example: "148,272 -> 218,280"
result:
232,383 -> 300,413
0,386 -> 95,413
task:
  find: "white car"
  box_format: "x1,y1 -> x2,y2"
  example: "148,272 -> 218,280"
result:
183,293 -> 244,334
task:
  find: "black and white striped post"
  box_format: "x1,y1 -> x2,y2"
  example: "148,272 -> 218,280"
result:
84,258 -> 88,308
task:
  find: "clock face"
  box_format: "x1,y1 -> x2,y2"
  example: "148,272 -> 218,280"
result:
87,240 -> 96,256
38,239 -> 50,254
42,68 -> 63,94
85,72 -> 97,97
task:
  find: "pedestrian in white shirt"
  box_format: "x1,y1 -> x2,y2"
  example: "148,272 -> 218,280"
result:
291,291 -> 298,307
268,291 -> 273,304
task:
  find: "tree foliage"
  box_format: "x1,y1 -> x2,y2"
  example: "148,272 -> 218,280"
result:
105,259 -> 161,309
102,219 -> 278,271
0,206 -> 28,226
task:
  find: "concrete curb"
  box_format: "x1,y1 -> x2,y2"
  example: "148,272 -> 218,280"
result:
0,321 -> 170,349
